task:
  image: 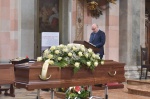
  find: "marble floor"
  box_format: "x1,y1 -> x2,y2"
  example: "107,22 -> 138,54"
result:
0,85 -> 150,99
0,88 -> 37,99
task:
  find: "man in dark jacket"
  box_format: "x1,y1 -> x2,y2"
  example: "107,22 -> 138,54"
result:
89,24 -> 106,59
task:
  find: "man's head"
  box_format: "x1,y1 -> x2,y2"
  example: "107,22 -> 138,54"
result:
91,24 -> 99,33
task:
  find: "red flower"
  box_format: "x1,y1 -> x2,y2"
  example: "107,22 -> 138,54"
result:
26,55 -> 29,59
74,86 -> 81,93
83,86 -> 88,90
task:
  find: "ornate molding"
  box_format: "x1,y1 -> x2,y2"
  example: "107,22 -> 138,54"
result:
76,0 -> 84,40
86,0 -> 117,18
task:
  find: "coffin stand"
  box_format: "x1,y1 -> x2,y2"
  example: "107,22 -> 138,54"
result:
15,60 -> 125,99
0,64 -> 15,97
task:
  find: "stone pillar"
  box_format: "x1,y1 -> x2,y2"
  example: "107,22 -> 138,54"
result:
0,0 -> 19,62
105,0 -> 119,61
119,0 -> 145,79
76,0 -> 84,40
18,0 -> 36,59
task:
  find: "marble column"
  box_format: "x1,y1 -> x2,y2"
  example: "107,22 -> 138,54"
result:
119,0 -> 145,79
76,0 -> 84,40
18,0 -> 36,59
59,0 -> 69,44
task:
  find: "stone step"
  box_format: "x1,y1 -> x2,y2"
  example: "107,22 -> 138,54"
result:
127,84 -> 150,97
127,79 -> 150,97
127,79 -> 150,85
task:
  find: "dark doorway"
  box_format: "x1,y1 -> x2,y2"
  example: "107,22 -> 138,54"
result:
145,0 -> 150,62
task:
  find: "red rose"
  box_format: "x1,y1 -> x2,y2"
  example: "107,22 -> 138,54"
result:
74,86 -> 81,92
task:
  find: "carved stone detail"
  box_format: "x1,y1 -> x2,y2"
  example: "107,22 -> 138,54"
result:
76,0 -> 84,40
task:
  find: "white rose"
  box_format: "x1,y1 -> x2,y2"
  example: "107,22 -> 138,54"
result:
88,48 -> 93,53
74,62 -> 80,68
95,54 -> 100,59
78,52 -> 83,56
37,57 -> 42,61
81,45 -> 85,48
80,46 -> 85,51
68,52 -> 72,57
73,46 -> 77,51
49,60 -> 54,65
63,48 -> 68,52
87,61 -> 91,67
44,49 -> 49,54
48,54 -> 53,59
59,44 -> 64,48
55,50 -> 60,54
67,44 -> 72,48
92,54 -> 96,58
50,46 -> 56,51
58,57 -> 62,61
101,60 -> 104,65
94,61 -> 98,67
85,53 -> 89,58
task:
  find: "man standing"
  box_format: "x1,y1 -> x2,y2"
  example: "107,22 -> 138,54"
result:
89,24 -> 106,59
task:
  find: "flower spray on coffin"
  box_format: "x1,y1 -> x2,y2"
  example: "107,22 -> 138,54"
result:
37,44 -> 101,80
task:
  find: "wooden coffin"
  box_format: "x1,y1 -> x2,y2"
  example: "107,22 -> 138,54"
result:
0,64 -> 15,97
15,60 -> 125,90
0,64 -> 15,85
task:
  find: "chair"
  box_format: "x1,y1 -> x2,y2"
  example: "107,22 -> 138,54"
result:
140,46 -> 150,79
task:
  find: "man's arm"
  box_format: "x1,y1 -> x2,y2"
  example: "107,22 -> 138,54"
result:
95,32 -> 106,48
89,33 -> 93,43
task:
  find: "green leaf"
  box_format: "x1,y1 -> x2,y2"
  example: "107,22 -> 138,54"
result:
74,67 -> 80,73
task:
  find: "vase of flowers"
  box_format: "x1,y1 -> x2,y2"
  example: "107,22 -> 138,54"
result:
66,86 -> 90,99
55,86 -> 90,99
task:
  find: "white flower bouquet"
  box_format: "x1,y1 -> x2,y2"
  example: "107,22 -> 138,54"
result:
37,44 -> 101,80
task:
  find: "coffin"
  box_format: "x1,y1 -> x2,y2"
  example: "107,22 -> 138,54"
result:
15,60 -> 125,90
0,64 -> 15,85
0,64 -> 15,97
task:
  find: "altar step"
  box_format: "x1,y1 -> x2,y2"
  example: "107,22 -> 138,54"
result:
127,79 -> 150,97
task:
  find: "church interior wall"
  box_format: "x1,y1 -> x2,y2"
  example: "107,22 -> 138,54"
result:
71,0 -> 120,61
0,0 -> 19,62
105,1 -> 119,61
0,0 -> 36,62
0,0 -> 146,72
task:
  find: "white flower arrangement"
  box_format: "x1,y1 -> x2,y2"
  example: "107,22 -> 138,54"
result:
37,44 -> 101,80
